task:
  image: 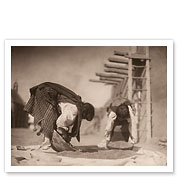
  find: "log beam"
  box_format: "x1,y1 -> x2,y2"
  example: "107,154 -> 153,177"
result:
128,58 -> 132,100
108,57 -> 129,64
96,72 -> 127,79
104,68 -> 128,75
114,51 -> 128,56
89,79 -> 117,85
100,77 -> 122,82
104,63 -> 128,70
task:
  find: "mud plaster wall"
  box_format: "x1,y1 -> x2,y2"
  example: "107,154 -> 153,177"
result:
149,46 -> 167,138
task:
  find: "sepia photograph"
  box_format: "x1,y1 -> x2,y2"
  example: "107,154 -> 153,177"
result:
5,40 -> 173,172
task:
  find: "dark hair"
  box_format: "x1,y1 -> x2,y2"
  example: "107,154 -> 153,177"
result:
82,102 -> 95,121
116,102 -> 130,119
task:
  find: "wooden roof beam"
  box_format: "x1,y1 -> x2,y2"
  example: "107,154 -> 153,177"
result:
108,57 -> 129,64
104,63 -> 128,70
89,79 -> 118,85
99,77 -> 122,83
104,68 -> 128,75
96,72 -> 127,79
113,50 -> 151,60
114,51 -> 129,56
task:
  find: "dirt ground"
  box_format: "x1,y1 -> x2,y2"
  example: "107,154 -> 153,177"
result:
11,128 -> 167,166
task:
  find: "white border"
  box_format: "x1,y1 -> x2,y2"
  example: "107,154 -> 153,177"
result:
5,40 -> 173,172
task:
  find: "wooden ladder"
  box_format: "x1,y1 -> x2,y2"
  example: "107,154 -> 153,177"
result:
127,47 -> 151,142
89,46 -> 152,142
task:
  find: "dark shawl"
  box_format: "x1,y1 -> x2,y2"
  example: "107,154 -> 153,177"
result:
24,82 -> 83,141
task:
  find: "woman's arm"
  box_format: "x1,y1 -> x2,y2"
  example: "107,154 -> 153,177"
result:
98,111 -> 117,149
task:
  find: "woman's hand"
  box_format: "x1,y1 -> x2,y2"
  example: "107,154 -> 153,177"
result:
57,127 -> 71,143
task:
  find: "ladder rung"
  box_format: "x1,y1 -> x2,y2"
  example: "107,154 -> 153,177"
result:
133,65 -> 146,68
133,89 -> 147,91
126,88 -> 147,91
132,77 -> 147,79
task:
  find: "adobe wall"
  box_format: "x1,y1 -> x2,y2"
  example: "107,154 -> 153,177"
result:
149,46 -> 167,138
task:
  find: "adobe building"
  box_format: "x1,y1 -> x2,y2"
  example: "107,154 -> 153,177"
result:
11,82 -> 29,128
91,46 -> 167,142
